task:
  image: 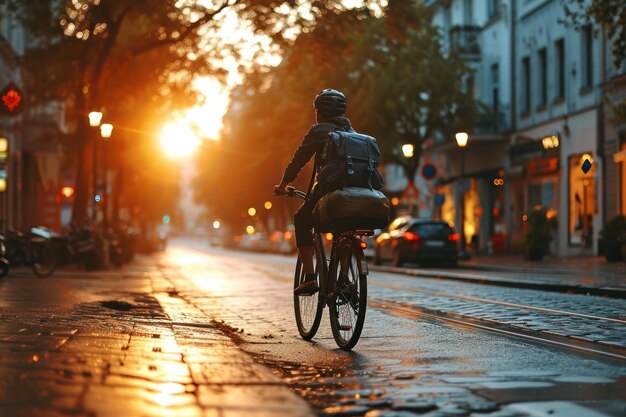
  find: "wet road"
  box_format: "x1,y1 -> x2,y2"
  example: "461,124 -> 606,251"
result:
158,239 -> 626,417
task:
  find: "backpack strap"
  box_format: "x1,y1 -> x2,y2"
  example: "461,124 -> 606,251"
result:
307,123 -> 336,199
366,140 -> 374,190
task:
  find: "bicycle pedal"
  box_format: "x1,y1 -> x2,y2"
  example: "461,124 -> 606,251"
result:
339,324 -> 352,331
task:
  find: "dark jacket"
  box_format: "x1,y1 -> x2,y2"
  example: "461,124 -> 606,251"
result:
280,116 -> 354,187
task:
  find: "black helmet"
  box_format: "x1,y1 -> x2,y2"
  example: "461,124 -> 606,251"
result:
313,89 -> 347,115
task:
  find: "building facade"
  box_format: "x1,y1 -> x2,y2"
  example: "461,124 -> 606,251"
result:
422,0 -> 625,257
0,7 -> 67,231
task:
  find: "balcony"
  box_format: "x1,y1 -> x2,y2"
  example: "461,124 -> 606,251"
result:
449,25 -> 481,58
472,108 -> 510,136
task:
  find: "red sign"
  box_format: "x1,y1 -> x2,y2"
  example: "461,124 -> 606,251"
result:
528,157 -> 559,176
0,83 -> 24,115
402,181 -> 420,199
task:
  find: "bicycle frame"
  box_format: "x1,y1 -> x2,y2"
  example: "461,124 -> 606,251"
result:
314,230 -> 370,309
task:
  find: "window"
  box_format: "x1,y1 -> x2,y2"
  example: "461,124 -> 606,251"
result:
488,0 -> 499,19
522,56 -> 531,114
491,63 -> 499,111
466,74 -> 475,97
464,0 -> 473,24
569,153 -> 596,247
538,48 -> 547,107
582,25 -> 593,88
555,39 -> 565,99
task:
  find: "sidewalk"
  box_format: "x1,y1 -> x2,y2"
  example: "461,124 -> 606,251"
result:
460,255 -> 626,289
0,259 -> 315,417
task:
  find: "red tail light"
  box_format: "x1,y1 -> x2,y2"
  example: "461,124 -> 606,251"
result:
448,233 -> 460,242
403,231 -> 421,241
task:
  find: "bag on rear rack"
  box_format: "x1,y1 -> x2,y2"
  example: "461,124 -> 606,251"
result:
313,187 -> 390,233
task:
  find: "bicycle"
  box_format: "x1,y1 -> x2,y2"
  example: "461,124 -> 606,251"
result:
1,229 -> 60,277
275,186 -> 372,351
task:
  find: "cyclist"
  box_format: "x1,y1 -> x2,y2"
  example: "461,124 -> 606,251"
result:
274,89 -> 353,295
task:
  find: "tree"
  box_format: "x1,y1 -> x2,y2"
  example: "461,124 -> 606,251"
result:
563,0 -> 625,65
562,0 -> 626,124
1,0 -> 347,223
194,0 -> 480,230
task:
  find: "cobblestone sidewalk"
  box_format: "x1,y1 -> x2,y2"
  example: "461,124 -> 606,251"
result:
0,259 -> 315,417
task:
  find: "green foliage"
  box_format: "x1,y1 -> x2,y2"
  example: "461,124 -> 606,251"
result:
194,0 -> 480,228
600,215 -> 626,261
2,0 -> 348,223
523,209 -> 553,255
562,0 -> 626,66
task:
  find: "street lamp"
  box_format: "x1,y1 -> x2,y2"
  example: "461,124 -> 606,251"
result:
100,123 -> 113,139
455,132 -> 469,258
88,111 -> 103,127
455,132 -> 469,147
100,123 -> 113,229
401,143 -> 418,215
88,111 -> 103,221
402,144 -> 415,158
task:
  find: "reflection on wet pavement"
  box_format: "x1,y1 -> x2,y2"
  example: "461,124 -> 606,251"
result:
160,241 -> 626,417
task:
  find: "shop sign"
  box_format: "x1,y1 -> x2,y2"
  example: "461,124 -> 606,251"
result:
510,140 -> 543,158
0,82 -> 24,115
541,133 -> 560,150
0,137 -> 7,161
528,157 -> 559,176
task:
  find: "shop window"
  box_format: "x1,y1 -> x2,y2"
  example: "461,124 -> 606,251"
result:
464,179 -> 479,248
621,142 -> 626,215
569,153 -> 596,246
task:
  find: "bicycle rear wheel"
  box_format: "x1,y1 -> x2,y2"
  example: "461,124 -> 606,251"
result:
328,242 -> 367,351
293,255 -> 324,340
32,242 -> 60,278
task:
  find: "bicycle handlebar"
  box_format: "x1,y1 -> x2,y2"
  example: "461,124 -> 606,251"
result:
273,185 -> 307,200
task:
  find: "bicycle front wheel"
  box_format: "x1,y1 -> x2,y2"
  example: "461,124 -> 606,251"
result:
328,243 -> 367,351
293,255 -> 324,340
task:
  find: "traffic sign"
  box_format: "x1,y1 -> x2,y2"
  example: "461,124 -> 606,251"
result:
421,163 -> 437,180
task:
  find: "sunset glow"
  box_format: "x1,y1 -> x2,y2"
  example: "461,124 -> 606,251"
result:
160,122 -> 201,158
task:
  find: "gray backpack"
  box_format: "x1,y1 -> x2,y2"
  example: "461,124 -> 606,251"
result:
317,131 -> 384,194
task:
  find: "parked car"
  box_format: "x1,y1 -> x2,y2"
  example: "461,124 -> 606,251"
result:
374,217 -> 459,267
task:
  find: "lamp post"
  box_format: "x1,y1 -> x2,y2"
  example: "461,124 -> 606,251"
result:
455,132 -> 469,258
100,123 -> 113,229
401,144 -> 418,215
88,112 -> 103,222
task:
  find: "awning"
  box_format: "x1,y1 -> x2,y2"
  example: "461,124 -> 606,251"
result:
614,150 -> 626,163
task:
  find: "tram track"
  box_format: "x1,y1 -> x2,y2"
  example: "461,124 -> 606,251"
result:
369,298 -> 626,362
369,280 -> 626,325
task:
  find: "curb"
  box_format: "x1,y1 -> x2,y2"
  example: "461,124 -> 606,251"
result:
370,265 -> 626,299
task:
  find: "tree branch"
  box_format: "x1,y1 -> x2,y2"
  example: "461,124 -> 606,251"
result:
131,1 -> 235,56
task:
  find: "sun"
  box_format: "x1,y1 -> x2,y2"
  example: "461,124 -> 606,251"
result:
160,122 -> 201,158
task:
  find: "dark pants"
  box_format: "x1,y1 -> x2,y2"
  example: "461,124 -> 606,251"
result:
294,191 -> 322,247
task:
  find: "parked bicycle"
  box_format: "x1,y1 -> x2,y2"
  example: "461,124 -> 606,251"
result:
275,186 -> 371,351
0,227 -> 61,277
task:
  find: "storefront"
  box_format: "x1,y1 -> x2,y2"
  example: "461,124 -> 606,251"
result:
568,153 -> 597,247
510,108 -> 601,256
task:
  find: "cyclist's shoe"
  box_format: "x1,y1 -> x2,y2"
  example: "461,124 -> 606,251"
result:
294,273 -> 319,295
336,271 -> 358,304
